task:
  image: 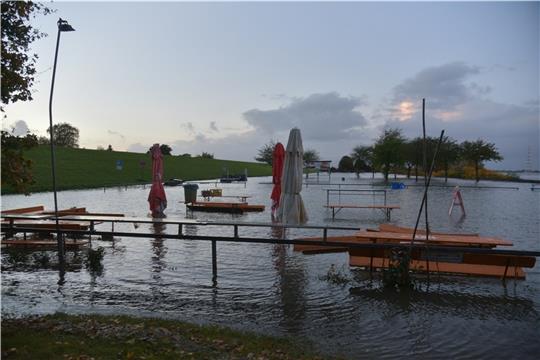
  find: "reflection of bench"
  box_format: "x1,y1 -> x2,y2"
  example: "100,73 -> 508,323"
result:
324,204 -> 400,220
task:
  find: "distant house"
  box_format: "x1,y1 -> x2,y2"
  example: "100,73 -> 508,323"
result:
305,160 -> 332,172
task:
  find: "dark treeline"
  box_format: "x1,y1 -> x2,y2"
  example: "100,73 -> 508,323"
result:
339,128 -> 503,183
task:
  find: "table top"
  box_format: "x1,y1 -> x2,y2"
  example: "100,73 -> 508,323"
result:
354,230 -> 513,246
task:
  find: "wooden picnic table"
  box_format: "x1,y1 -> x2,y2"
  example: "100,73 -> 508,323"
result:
354,230 -> 513,247
324,204 -> 400,220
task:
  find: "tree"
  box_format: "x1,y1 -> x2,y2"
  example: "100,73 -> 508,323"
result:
107,144 -> 113,151
200,152 -> 214,159
255,140 -> 276,165
338,155 -> 354,172
37,136 -> 49,145
1,1 -> 52,108
372,128 -> 406,182
438,137 -> 461,182
461,139 -> 503,182
1,130 -> 38,194
350,145 -> 374,178
303,149 -> 320,163
160,144 -> 172,155
47,122 -> 79,148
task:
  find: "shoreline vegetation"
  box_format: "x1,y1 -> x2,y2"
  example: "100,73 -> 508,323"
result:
2,146 -> 537,195
1,313 -> 329,359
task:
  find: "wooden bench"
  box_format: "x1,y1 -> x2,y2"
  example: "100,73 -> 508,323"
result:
324,204 -> 400,220
349,247 -> 536,279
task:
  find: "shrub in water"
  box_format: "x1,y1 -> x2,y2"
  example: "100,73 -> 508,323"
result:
85,246 -> 105,275
382,248 -> 414,289
320,264 -> 351,285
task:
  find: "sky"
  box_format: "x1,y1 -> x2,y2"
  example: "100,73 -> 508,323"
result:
3,1 -> 539,170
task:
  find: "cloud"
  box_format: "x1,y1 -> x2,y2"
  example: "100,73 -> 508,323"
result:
391,62 -> 483,121
209,121 -> 218,132
243,92 -> 368,141
181,122 -> 195,135
385,62 -> 539,170
107,129 -> 125,140
3,120 -> 30,136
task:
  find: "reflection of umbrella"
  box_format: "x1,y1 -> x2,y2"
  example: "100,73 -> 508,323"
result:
270,142 -> 285,216
148,144 -> 167,217
277,128 -> 307,224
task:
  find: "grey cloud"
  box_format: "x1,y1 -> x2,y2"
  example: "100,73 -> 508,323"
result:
107,129 -> 125,140
209,121 -> 218,132
393,62 -> 481,110
386,99 -> 539,170
181,122 -> 195,135
243,92 -> 367,141
4,120 -> 30,136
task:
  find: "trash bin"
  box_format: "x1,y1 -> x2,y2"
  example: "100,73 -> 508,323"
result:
183,184 -> 199,204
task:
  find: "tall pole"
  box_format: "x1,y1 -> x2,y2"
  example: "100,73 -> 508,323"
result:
49,21 -> 64,275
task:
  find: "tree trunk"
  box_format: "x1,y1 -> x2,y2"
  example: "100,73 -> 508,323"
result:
407,166 -> 411,179
444,162 -> 448,182
415,165 -> 418,182
475,161 -> 479,182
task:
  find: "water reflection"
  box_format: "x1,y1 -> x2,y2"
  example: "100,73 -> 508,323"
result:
272,244 -> 307,334
349,286 -> 538,320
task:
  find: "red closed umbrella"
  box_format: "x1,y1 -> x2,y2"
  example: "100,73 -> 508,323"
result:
148,144 -> 167,217
270,142 -> 285,216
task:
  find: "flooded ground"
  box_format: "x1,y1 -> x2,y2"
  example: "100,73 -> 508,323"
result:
2,173 -> 539,359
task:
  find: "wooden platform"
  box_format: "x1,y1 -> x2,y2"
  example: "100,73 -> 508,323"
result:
187,202 -> 265,214
324,204 -> 400,220
2,239 -> 89,249
292,223 -> 534,279
349,256 -> 527,279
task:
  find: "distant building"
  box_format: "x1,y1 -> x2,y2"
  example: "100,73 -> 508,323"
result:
305,160 -> 332,172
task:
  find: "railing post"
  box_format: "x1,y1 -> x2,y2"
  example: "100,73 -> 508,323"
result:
323,228 -> 328,242
234,224 -> 239,238
212,240 -> 217,282
178,224 -> 183,238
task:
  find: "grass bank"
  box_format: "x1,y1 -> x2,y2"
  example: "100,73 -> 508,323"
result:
2,146 -> 271,194
1,313 -> 329,360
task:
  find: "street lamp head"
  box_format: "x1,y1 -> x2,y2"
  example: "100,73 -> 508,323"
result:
58,18 -> 75,32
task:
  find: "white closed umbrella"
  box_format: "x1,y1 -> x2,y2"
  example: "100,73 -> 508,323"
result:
277,128 -> 308,224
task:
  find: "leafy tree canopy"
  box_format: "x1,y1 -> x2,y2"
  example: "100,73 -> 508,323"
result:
338,155 -> 354,172
255,140 -> 276,165
160,144 -> 172,155
1,130 -> 38,194
1,1 -> 52,108
47,122 -> 79,148
303,149 -> 320,163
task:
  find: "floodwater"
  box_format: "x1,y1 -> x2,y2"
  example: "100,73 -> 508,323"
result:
2,173 -> 540,359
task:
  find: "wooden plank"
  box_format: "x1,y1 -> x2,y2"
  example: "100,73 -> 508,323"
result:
1,206 -> 45,214
41,207 -> 87,215
2,239 -> 88,248
354,230 -> 513,247
293,235 -> 359,254
348,248 -> 536,268
349,256 -> 526,279
378,224 -> 479,237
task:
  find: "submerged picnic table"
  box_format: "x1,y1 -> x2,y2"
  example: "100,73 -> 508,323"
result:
354,230 -> 513,248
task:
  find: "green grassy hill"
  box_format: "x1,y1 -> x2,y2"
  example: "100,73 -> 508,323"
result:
2,145 -> 271,194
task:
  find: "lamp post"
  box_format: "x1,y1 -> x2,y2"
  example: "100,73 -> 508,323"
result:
49,18 -> 75,274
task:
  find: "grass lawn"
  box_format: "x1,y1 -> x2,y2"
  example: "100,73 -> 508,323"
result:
1,313 -> 330,359
2,146 -> 271,194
